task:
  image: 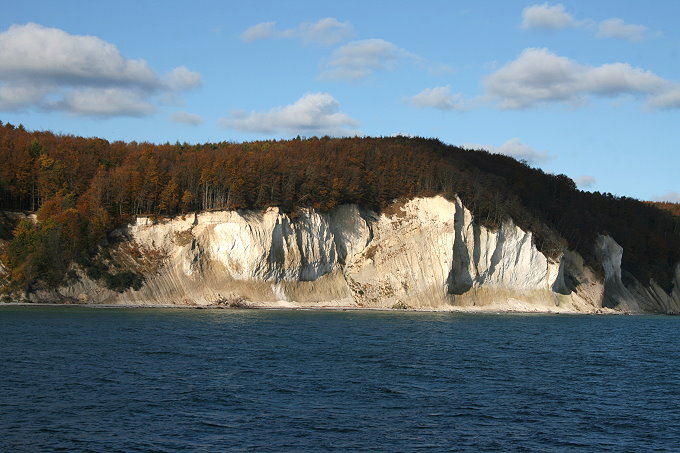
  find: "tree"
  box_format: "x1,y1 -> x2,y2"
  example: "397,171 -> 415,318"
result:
159,178 -> 179,214
180,189 -> 194,213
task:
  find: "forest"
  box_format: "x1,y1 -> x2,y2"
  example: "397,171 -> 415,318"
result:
649,201 -> 680,218
0,121 -> 679,294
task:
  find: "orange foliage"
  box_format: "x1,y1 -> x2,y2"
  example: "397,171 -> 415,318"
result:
0,122 -> 678,291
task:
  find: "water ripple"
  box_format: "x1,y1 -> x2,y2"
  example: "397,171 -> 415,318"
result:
2,307 -> 680,451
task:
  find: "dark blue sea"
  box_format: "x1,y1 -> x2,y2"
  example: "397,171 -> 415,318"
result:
2,307 -> 680,452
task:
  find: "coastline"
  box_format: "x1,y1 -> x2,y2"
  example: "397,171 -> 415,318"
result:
0,301 -> 629,315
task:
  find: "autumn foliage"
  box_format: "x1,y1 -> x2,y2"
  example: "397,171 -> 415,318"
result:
648,202 -> 680,218
0,121 -> 679,293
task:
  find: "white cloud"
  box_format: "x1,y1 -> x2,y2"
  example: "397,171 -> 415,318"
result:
291,18 -> 354,46
0,83 -> 52,110
597,18 -> 647,42
409,86 -> 466,111
649,88 -> 680,109
241,18 -> 353,46
463,138 -> 552,164
521,3 -> 576,30
653,192 -> 680,203
219,92 -> 359,136
484,48 -> 582,108
584,63 -> 665,95
51,88 -> 155,117
321,39 -> 416,80
495,138 -> 552,163
240,21 -> 277,42
484,48 -> 680,109
0,23 -> 157,87
170,111 -> 203,125
574,175 -> 596,188
521,5 -> 653,42
165,66 -> 202,91
0,23 -> 200,116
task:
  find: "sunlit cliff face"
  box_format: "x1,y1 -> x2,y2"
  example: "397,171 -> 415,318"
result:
27,196 -> 677,314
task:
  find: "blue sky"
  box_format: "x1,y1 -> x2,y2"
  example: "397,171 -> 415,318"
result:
1,0 -> 679,201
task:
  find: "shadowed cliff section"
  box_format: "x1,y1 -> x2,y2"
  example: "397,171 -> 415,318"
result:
447,199 -> 473,295
0,121 -> 679,296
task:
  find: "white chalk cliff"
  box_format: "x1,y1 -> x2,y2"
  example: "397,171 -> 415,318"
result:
31,196 -> 680,312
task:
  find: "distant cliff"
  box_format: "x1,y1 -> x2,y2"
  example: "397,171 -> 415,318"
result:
9,196 -> 677,313
1,125 -> 679,309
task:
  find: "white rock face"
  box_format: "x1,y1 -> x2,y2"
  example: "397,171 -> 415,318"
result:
0,239 -> 10,292
36,196 -> 678,312
673,265 -> 680,312
0,249 -> 7,280
449,198 -> 557,291
343,196 -> 456,308
594,235 -> 641,312
586,235 -> 680,313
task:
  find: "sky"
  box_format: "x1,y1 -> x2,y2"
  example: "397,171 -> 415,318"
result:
1,0 -> 679,202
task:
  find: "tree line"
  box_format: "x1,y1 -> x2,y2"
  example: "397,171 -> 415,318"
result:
0,121 -> 678,293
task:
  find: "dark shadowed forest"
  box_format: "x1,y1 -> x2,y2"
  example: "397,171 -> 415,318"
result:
649,201 -> 680,218
0,121 -> 678,294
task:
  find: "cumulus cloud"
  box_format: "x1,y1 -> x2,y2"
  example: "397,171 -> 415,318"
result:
585,63 -> 665,95
219,92 -> 359,136
0,83 -> 52,110
485,48 -> 583,108
0,23 -> 157,87
653,192 -> 680,203
574,175 -> 596,188
291,18 -> 354,46
494,138 -> 553,163
241,18 -> 353,46
597,18 -> 647,42
484,48 -> 680,109
463,138 -> 552,164
649,88 -> 680,109
170,111 -> 203,126
521,4 -> 653,42
521,3 -> 576,30
409,86 -> 466,111
50,88 -> 155,116
0,23 -> 200,116
164,66 -> 202,91
240,21 -> 277,42
321,39 -> 417,80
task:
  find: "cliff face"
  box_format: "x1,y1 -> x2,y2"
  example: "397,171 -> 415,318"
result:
33,196 -> 677,313
0,241 -> 8,290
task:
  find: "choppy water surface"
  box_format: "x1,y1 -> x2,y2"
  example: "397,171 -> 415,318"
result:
2,307 -> 680,452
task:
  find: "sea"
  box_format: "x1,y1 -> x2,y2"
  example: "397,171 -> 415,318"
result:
1,306 -> 680,452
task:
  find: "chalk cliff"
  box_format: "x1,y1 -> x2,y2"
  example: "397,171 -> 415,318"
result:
0,245 -> 7,289
34,196 -> 678,313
